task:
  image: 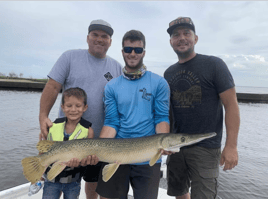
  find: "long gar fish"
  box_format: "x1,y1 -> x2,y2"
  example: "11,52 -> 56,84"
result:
21,132 -> 216,184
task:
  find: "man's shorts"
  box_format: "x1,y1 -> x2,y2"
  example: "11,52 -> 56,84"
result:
82,162 -> 103,182
96,163 -> 161,199
167,146 -> 221,199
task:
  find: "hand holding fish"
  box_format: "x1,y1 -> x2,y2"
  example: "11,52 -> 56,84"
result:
160,149 -> 174,155
63,158 -> 80,167
39,117 -> 53,141
63,155 -> 99,167
80,155 -> 99,166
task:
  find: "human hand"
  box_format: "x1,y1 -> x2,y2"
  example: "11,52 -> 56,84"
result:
160,149 -> 175,156
64,158 -> 81,168
39,117 -> 53,140
80,155 -> 99,166
220,145 -> 238,171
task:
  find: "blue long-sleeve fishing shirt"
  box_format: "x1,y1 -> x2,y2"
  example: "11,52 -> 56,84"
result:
103,71 -> 170,164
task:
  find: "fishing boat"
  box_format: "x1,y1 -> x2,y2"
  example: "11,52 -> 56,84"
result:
0,159 -> 172,199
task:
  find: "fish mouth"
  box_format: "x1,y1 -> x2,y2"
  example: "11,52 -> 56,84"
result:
181,133 -> 216,147
166,132 -> 216,151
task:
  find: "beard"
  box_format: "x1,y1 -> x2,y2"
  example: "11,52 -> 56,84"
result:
89,47 -> 109,59
124,56 -> 144,71
174,46 -> 195,59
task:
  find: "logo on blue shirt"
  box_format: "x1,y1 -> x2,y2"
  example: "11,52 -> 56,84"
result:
139,88 -> 152,101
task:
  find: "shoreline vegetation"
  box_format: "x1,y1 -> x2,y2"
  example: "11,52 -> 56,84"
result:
0,77 -> 268,103
0,76 -> 48,83
0,76 -> 48,92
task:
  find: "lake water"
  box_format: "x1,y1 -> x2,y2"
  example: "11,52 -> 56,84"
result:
0,88 -> 268,199
236,86 -> 268,94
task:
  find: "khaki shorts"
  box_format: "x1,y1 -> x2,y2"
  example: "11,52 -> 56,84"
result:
167,146 -> 221,199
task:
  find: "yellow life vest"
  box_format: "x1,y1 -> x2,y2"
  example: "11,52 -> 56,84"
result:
48,117 -> 91,141
45,117 -> 92,183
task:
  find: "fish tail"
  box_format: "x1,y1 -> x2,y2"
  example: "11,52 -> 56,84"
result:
21,156 -> 46,184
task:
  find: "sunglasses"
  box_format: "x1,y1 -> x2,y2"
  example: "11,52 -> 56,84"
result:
123,47 -> 144,54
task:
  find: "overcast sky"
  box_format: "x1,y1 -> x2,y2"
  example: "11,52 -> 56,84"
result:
1,1 -> 268,87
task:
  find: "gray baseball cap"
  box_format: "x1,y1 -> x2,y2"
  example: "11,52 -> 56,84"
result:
88,19 -> 113,36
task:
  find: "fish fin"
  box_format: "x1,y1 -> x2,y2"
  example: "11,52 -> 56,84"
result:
47,162 -> 66,181
149,150 -> 162,166
102,163 -> 120,182
36,140 -> 56,153
21,156 -> 46,184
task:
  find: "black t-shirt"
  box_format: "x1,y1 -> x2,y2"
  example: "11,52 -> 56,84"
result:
164,54 -> 235,148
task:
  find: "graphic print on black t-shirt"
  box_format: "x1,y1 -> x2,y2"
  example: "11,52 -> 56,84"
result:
169,70 -> 201,108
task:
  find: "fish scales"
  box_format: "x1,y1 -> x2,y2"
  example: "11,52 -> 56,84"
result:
22,132 -> 216,183
94,136 -> 161,164
39,137 -> 158,166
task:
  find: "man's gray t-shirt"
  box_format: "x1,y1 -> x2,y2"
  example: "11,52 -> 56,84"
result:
48,49 -> 122,137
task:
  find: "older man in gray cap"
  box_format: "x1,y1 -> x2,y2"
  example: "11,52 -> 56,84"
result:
39,19 -> 122,199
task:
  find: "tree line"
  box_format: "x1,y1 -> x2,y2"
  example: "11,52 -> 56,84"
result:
0,72 -> 48,83
0,72 -> 24,78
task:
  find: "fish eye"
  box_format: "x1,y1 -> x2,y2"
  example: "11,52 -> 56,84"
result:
181,137 -> 185,142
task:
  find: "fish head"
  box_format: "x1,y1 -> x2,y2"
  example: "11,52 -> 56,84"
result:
161,132 -> 217,152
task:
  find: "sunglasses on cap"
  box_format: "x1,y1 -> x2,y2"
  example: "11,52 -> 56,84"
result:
123,47 -> 144,54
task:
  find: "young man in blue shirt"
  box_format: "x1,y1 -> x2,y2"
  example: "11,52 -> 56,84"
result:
96,30 -> 170,199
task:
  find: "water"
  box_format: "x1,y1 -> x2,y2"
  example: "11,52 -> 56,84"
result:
0,89 -> 268,198
0,90 -> 62,192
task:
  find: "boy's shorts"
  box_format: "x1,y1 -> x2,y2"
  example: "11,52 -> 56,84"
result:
82,162 -> 103,182
96,163 -> 161,199
167,146 -> 221,199
43,181 -> 81,199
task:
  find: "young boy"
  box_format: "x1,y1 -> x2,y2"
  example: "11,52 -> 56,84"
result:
42,87 -> 94,199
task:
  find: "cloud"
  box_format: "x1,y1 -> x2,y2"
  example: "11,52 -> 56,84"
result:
217,54 -> 268,87
220,54 -> 267,72
230,36 -> 251,44
0,1 -> 268,87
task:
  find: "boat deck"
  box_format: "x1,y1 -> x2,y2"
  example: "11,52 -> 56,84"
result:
0,179 -> 173,199
0,164 -> 173,199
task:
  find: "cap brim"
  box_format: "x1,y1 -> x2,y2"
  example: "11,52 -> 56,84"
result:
88,24 -> 113,36
167,23 -> 195,36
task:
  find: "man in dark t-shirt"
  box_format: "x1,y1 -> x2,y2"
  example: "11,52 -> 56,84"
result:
164,17 -> 240,199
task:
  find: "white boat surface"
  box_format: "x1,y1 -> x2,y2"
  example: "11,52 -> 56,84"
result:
0,164 -> 172,199
0,180 -> 172,199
